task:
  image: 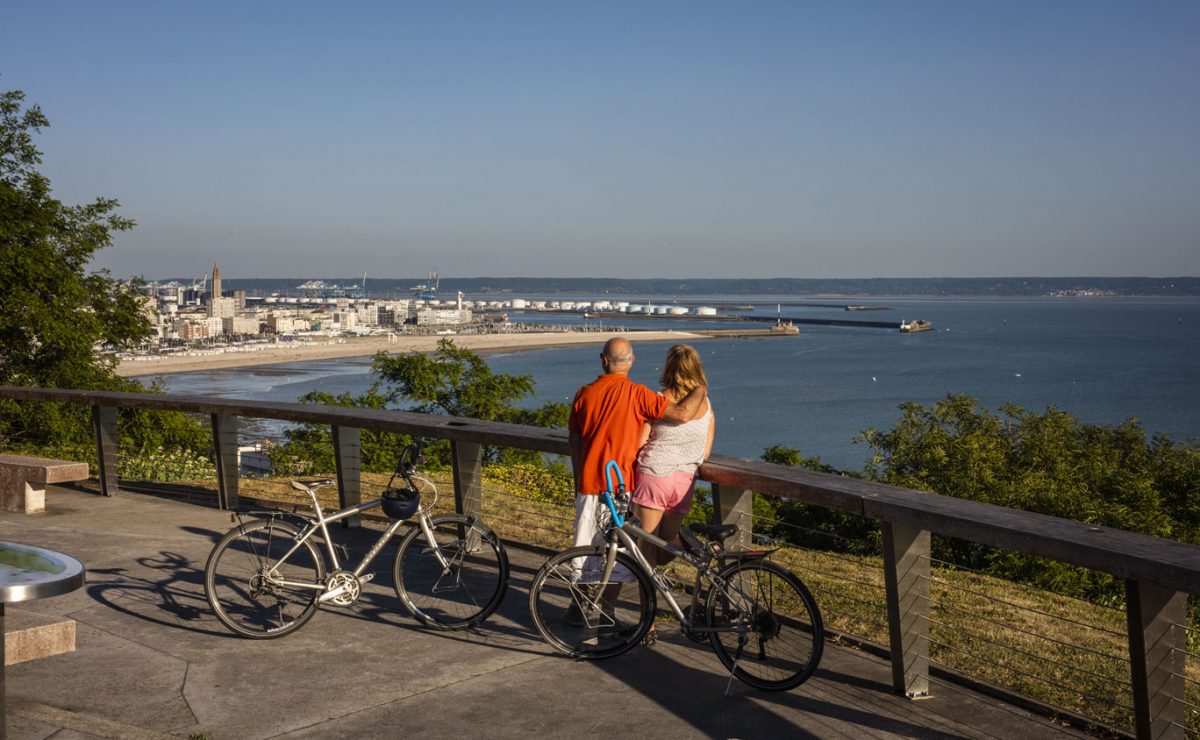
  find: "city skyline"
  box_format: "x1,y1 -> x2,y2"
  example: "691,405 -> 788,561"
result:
3,2 -> 1198,279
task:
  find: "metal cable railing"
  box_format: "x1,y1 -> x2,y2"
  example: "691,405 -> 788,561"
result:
5,387 -> 1199,738
924,567 -> 1127,638
924,633 -> 1136,717
922,594 -> 1129,664
924,614 -> 1130,689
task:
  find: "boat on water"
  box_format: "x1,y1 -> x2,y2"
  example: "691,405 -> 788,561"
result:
899,319 -> 933,333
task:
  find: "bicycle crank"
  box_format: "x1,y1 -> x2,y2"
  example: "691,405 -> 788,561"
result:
321,570 -> 368,606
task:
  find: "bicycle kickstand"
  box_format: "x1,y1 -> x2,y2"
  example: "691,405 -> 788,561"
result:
724,637 -> 748,696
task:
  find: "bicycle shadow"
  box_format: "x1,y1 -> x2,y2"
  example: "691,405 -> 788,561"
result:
316,541 -> 554,655
85,549 -> 231,637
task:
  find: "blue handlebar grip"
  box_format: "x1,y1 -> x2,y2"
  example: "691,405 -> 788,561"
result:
604,460 -> 626,494
602,460 -> 626,528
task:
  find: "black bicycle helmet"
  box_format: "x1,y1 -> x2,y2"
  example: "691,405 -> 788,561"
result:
381,486 -> 420,520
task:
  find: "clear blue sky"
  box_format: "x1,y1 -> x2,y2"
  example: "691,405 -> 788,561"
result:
4,1 -> 1198,279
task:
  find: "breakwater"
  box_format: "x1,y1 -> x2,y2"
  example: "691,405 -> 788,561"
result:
742,315 -> 901,330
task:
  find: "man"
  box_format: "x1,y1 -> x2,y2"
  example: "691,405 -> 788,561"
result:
567,337 -> 707,590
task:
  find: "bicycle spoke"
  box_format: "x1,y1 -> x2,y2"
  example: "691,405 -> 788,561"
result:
706,560 -> 824,691
394,516 -> 508,630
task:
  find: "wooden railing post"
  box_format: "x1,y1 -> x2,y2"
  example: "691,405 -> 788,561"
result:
210,414 -> 239,510
91,404 -> 119,496
711,482 -> 753,550
333,425 -> 361,528
882,521 -> 931,699
1127,579 -> 1186,740
451,441 -> 483,519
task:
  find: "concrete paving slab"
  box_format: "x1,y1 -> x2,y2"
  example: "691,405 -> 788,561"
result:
3,486 -> 1096,740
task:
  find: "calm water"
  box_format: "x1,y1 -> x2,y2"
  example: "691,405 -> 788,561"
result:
153,296 -> 1200,471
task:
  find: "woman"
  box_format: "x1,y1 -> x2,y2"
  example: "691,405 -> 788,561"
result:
632,344 -> 715,574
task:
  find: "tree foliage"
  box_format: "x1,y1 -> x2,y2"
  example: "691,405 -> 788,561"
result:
1,88 -> 151,390
274,339 -> 570,472
0,87 -> 205,460
756,445 -> 879,554
372,339 -> 569,464
859,394 -> 1200,599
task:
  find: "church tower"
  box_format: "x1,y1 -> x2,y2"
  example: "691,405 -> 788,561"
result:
211,263 -> 222,301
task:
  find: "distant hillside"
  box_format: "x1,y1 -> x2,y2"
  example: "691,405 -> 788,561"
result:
164,276 -> 1200,298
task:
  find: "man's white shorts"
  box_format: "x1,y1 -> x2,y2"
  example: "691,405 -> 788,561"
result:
571,493 -> 635,583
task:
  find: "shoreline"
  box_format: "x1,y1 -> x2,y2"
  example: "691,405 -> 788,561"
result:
115,330 -> 709,377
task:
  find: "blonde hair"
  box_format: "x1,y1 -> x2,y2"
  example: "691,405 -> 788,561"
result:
659,344 -> 707,399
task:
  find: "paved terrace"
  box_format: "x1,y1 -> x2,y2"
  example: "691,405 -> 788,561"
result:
4,486 -> 1090,740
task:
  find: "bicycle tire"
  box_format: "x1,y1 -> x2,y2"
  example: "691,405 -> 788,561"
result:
205,518 -> 326,639
705,559 -> 824,691
528,546 -> 655,660
393,515 -> 509,630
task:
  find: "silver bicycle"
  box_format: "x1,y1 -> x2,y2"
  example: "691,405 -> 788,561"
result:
528,461 -> 823,691
204,442 -> 508,638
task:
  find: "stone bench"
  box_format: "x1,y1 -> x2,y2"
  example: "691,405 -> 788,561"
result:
3,609 -> 76,665
0,454 -> 90,514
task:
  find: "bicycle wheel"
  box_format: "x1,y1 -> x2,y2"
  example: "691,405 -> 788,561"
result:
205,518 -> 326,639
393,515 -> 509,630
705,559 -> 824,691
529,546 -> 655,660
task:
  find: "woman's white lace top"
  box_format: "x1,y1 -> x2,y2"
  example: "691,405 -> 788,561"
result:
636,400 -> 713,477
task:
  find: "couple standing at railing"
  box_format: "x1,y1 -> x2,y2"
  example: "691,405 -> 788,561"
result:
566,337 -> 716,629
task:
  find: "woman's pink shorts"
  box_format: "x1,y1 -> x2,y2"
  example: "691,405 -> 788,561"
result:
632,469 -> 696,514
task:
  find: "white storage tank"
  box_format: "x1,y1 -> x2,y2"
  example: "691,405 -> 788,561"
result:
668,307 -> 689,315
511,298 -> 528,309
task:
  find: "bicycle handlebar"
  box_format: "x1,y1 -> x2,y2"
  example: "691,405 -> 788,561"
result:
601,460 -> 627,528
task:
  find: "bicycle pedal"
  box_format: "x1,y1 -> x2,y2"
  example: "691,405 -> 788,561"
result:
642,629 -> 658,648
359,573 -> 375,584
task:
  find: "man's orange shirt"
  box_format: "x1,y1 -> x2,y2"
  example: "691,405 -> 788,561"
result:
569,373 -> 669,495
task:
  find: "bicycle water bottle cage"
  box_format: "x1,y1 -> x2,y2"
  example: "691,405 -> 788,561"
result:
381,486 -> 420,520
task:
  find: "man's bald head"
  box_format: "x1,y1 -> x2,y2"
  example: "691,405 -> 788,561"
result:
601,337 -> 634,374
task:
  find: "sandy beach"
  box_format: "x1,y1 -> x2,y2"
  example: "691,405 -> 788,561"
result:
115,330 -> 709,377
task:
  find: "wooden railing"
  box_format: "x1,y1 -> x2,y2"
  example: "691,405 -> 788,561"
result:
1,385 -> 1195,739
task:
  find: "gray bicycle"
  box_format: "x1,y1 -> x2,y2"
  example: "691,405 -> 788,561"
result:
204,442 -> 508,638
528,461 -> 823,691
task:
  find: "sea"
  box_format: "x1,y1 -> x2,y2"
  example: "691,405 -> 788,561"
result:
148,296 -> 1200,472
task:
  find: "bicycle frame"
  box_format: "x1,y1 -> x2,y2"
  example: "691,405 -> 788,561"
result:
253,486 -> 451,601
596,487 -> 750,639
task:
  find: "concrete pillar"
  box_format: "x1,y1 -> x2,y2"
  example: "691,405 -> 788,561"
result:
91,405 -> 119,497
1126,579 -> 1186,740
711,482 -> 753,550
333,426 -> 361,528
882,521 -> 931,698
210,414 -> 239,510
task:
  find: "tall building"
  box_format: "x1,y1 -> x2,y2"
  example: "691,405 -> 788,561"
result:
211,263 -> 222,301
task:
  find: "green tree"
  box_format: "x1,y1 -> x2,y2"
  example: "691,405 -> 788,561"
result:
372,338 -> 569,464
757,445 -> 877,554
274,339 -> 570,472
269,385 -> 413,475
859,394 -> 1200,600
0,87 -> 206,463
1,88 -> 151,390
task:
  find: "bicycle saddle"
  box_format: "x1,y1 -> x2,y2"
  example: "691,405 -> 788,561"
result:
291,478 -> 334,491
688,523 -> 740,542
